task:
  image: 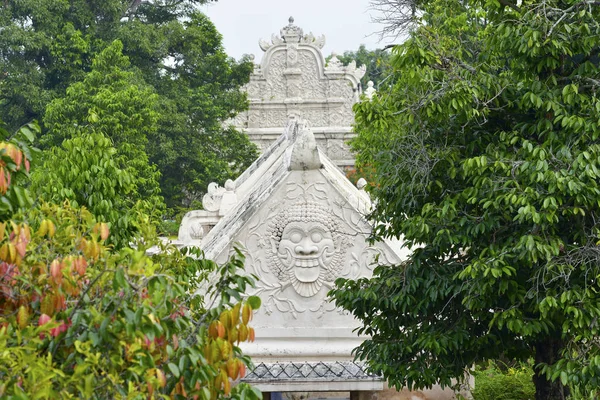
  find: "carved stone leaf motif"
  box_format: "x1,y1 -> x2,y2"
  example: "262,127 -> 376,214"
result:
202,182 -> 225,212
300,52 -> 325,99
272,33 -> 284,46
266,51 -> 287,100
310,296 -> 337,318
259,38 -> 272,52
328,80 -> 348,98
262,109 -> 287,128
301,33 -> 326,49
302,109 -> 326,127
284,182 -> 328,202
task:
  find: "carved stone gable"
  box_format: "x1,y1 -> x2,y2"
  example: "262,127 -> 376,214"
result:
181,120 -> 405,365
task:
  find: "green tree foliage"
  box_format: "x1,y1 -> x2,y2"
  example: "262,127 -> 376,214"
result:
327,44 -> 392,88
34,131 -> 145,248
0,123 -> 262,399
0,0 -> 257,210
331,1 -> 600,399
32,40 -> 164,247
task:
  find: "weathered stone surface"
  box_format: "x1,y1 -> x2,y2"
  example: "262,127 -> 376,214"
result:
230,18 -> 366,168
179,120 -> 405,369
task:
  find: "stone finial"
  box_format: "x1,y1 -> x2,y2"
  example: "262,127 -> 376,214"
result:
328,52 -> 343,70
202,182 -> 225,212
219,179 -> 238,216
356,178 -> 368,190
288,122 -> 323,171
280,16 -> 303,43
364,81 -> 377,100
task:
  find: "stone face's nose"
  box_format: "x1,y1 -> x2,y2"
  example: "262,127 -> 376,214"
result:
295,237 -> 318,256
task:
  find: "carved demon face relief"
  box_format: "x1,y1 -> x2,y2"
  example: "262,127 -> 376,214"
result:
278,221 -> 335,282
267,201 -> 344,297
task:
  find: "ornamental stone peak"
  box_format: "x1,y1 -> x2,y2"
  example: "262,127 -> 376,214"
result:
230,17 -> 367,169
177,119 -> 408,381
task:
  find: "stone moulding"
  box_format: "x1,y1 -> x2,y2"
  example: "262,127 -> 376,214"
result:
242,361 -> 383,392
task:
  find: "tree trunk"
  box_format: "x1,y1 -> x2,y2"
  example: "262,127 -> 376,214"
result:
533,337 -> 570,400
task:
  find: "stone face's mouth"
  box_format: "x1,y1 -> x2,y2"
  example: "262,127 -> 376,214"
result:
294,257 -> 319,268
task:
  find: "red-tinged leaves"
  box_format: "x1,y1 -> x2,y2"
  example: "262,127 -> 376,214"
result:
0,168 -> 7,195
13,227 -> 29,258
238,360 -> 246,379
38,314 -> 51,325
208,321 -> 218,338
226,358 -> 239,380
73,256 -> 87,276
216,321 -> 225,339
50,259 -> 62,284
50,319 -> 70,337
156,368 -> 166,388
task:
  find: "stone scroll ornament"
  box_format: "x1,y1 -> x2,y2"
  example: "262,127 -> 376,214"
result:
266,201 -> 345,297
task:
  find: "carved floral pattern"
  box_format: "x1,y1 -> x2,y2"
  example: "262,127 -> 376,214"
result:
266,51 -> 287,100
300,52 -> 325,99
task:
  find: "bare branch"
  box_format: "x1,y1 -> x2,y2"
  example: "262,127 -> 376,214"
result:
369,0 -> 421,40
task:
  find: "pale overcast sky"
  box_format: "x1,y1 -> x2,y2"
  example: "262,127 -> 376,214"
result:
200,0 -> 396,60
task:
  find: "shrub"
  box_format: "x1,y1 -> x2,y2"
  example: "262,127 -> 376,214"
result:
0,122 -> 262,399
472,360 -> 535,400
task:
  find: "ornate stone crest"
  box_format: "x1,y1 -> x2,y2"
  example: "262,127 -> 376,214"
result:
234,18 -> 366,169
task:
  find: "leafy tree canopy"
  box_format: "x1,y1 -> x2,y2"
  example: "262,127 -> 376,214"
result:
32,41 -> 165,247
331,1 -> 600,399
326,44 -> 392,88
0,0 -> 257,210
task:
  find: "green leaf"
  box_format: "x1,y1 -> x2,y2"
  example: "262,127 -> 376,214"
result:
168,362 -> 180,378
247,295 -> 261,310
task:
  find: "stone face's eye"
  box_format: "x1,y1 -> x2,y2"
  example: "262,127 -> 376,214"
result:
311,231 -> 323,242
289,231 -> 303,243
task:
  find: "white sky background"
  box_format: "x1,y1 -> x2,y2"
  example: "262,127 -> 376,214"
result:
200,0 -> 397,60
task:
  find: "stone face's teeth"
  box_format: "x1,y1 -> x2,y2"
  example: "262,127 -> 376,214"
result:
294,257 -> 320,268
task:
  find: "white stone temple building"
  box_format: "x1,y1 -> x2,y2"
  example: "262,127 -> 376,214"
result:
177,120 -> 464,399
